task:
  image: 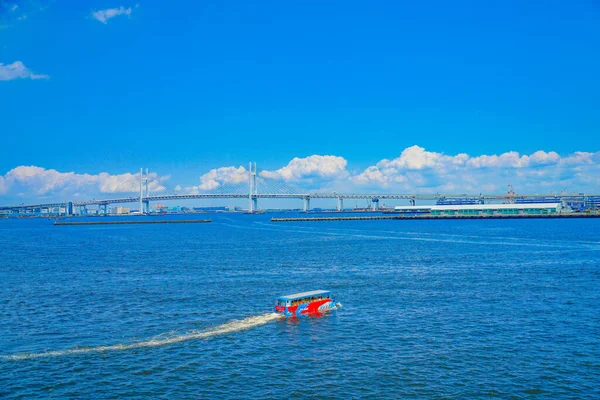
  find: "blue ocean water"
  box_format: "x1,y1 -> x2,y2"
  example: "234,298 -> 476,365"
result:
1,214 -> 599,398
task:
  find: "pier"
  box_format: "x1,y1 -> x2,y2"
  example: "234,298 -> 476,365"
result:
271,214 -> 600,222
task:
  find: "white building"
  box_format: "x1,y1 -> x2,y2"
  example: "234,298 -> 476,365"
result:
429,203 -> 562,216
394,203 -> 563,216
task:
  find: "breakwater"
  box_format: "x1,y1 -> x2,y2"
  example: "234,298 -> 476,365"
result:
54,219 -> 212,226
271,213 -> 600,222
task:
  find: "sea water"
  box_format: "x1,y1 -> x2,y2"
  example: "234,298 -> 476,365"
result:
1,214 -> 599,398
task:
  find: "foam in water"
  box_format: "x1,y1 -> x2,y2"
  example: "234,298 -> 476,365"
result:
3,313 -> 283,361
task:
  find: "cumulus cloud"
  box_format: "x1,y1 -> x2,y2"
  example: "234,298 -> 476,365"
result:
260,155 -> 349,182
351,146 -> 600,193
360,146 -> 564,173
0,61 -> 48,81
3,147 -> 600,204
529,150 -> 561,165
91,5 -> 136,24
187,148 -> 600,196
559,151 -> 599,166
0,166 -> 168,200
199,166 -> 249,190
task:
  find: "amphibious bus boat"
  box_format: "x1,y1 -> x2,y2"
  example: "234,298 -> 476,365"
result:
274,290 -> 341,317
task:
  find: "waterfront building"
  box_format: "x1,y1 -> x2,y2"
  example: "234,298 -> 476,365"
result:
193,206 -> 228,212
436,197 -> 481,205
515,197 -> 560,204
394,203 -> 563,216
586,196 -> 600,210
393,206 -> 433,215
429,203 -> 562,216
114,207 -> 131,215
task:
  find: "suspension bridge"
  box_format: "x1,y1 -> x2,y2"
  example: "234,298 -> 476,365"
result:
0,163 -> 597,216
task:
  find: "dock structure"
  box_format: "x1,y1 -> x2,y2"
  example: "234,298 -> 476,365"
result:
54,219 -> 211,226
271,214 -> 600,222
273,216 -> 404,222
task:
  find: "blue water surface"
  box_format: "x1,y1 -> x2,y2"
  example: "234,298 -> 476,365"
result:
1,214 -> 599,398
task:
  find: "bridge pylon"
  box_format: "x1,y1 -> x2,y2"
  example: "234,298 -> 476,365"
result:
371,198 -> 379,211
144,168 -> 150,213
139,167 -> 144,214
303,196 -> 311,212
248,162 -> 257,213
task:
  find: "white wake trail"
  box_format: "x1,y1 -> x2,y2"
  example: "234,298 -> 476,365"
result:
3,313 -> 283,361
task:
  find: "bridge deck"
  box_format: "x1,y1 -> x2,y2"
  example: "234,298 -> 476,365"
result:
2,193 -> 598,211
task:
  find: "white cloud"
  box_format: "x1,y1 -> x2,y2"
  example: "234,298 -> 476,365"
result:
260,155 -> 349,182
351,146 -> 600,193
3,147 -> 600,204
351,165 -> 407,188
560,151 -> 599,166
183,185 -> 200,194
529,150 -> 560,165
199,166 -> 249,190
385,146 -> 447,170
91,5 -> 136,24
11,4 -> 18,12
189,148 -> 600,196
0,61 -> 48,81
0,166 -> 168,200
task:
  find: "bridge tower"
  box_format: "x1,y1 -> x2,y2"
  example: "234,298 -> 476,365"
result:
248,162 -> 258,213
139,168 -> 144,214
371,198 -> 379,211
143,168 -> 150,213
337,197 -> 344,212
303,196 -> 311,212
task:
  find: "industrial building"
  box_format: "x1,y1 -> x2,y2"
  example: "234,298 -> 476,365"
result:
436,197 -> 481,205
113,206 -> 131,215
429,203 -> 562,216
394,203 -> 563,216
393,206 -> 433,215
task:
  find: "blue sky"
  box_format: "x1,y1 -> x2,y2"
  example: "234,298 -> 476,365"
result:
1,1 -> 600,204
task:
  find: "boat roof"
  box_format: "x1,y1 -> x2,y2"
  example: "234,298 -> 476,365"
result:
277,290 -> 330,301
